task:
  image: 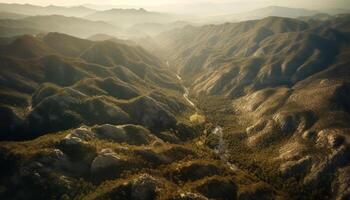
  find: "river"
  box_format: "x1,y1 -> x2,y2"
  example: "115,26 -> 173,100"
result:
175,73 -> 195,108
169,61 -> 237,171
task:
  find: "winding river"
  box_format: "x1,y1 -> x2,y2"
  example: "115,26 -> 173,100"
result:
166,60 -> 196,108
176,74 -> 195,107
169,60 -> 237,171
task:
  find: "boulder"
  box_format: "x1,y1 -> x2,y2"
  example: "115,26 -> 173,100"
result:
70,127 -> 95,141
131,174 -> 160,200
90,149 -> 129,182
59,133 -> 96,161
91,149 -> 124,172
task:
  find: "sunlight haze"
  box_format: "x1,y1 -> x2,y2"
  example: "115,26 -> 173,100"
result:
0,0 -> 349,13
0,0 -> 350,199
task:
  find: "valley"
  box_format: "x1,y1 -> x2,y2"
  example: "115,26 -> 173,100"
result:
154,14 -> 350,200
0,32 -> 283,200
0,2 -> 350,200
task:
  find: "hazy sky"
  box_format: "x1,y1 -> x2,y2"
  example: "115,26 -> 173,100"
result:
0,0 -> 349,12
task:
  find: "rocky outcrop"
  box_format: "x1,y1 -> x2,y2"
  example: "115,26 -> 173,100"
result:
131,174 -> 160,200
58,132 -> 96,161
91,149 -> 123,172
92,124 -> 154,145
171,192 -> 209,200
316,129 -> 345,149
304,144 -> 350,185
280,156 -> 312,178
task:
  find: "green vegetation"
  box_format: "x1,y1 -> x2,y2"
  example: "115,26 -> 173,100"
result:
0,7 -> 350,200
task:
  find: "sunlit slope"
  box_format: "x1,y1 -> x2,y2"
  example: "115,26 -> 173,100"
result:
157,15 -> 350,199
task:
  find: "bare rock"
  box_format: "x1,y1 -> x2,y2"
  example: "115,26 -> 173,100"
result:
316,129 -> 345,149
59,133 -> 96,161
90,148 -> 130,182
280,156 -> 312,177
131,174 -> 160,200
172,192 -> 209,200
61,134 -> 84,145
92,124 -> 154,145
328,134 -> 345,149
70,127 -> 95,141
91,149 -> 124,172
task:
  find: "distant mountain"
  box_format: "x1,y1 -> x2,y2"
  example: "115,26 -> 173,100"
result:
325,8 -> 350,15
216,6 -> 323,22
87,33 -> 137,45
0,3 -> 96,17
1,4 -> 350,200
0,11 -> 27,19
85,8 -> 180,28
127,21 -> 192,36
0,25 -> 42,37
87,33 -> 117,41
0,15 -> 120,38
298,13 -> 334,21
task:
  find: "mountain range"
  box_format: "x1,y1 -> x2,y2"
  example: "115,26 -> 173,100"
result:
0,15 -> 120,38
0,3 -> 350,200
156,14 -> 350,199
0,3 -> 95,17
